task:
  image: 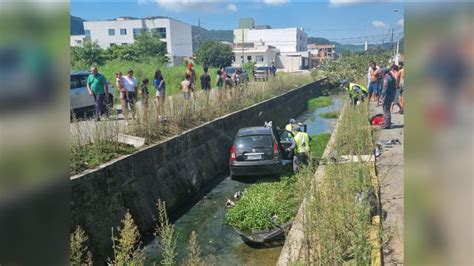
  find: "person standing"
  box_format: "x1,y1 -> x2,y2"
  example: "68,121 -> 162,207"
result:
293,126 -> 310,173
86,66 -> 108,121
398,62 -> 405,113
181,74 -> 191,101
271,62 -> 277,77
141,78 -> 150,124
185,63 -> 196,98
115,72 -> 127,120
121,68 -> 138,124
200,66 -> 211,92
368,61 -> 380,102
381,66 -> 397,129
154,69 -> 166,120
390,64 -> 403,114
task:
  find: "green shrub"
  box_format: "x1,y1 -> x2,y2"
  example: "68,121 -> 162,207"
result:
183,231 -> 204,266
155,200 -> 177,265
309,133 -> 331,161
308,96 -> 332,112
70,226 -> 92,266
110,210 -> 145,265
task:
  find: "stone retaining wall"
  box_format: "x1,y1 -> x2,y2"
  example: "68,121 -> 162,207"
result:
71,79 -> 328,262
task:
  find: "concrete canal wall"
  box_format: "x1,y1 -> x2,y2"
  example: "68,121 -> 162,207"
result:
71,79 -> 328,261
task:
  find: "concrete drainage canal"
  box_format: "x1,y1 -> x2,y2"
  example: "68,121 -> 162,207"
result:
144,95 -> 344,265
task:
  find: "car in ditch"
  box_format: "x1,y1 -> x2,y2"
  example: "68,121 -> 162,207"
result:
229,125 -> 302,178
70,70 -> 115,118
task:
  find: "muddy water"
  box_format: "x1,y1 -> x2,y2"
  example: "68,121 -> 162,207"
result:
144,95 -> 343,265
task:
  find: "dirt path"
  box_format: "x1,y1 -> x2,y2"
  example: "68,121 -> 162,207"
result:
369,102 -> 404,265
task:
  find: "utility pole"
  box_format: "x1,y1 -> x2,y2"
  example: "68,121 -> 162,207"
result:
242,29 -> 244,66
391,27 -> 394,56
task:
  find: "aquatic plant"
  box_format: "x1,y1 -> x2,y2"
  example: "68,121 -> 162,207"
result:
308,96 -> 332,111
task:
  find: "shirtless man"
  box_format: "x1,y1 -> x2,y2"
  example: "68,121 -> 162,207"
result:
368,61 -> 380,102
398,62 -> 404,112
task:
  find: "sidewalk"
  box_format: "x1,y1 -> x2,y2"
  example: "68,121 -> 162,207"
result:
369,102 -> 404,265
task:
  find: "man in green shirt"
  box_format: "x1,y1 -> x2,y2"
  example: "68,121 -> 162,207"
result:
87,66 -> 109,121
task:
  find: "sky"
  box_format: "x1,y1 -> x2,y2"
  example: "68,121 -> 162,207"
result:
71,0 -> 404,45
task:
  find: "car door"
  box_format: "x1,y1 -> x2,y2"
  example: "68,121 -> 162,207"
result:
276,129 -> 294,160
70,75 -> 84,110
78,74 -> 95,108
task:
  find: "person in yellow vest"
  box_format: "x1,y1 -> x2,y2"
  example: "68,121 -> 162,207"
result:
293,125 -> 310,173
285,118 -> 297,133
342,80 -> 368,105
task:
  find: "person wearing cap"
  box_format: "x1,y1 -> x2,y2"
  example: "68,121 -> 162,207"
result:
343,81 -> 368,105
122,68 -> 138,124
381,65 -> 397,129
293,125 -> 310,173
285,118 -> 297,133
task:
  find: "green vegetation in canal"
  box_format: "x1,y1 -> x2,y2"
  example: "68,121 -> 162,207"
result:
110,210 -> 145,265
334,102 -> 372,155
308,96 -> 332,112
70,226 -> 92,265
226,132 -> 332,232
226,176 -> 299,232
309,133 -> 331,162
319,111 -> 340,119
70,141 -> 136,175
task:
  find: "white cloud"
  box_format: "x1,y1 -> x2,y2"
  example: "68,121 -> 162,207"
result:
227,3 -> 238,12
141,0 -> 224,13
263,0 -> 289,6
372,20 -> 388,29
397,18 -> 404,27
329,0 -> 402,7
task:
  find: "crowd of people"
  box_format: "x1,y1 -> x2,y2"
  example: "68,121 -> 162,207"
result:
85,63 -> 256,123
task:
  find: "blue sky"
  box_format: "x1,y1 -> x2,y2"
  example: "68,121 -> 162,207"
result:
71,0 -> 404,45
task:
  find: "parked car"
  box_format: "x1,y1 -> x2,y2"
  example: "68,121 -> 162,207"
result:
229,126 -> 300,178
70,70 -> 114,117
254,66 -> 272,81
225,67 -> 249,85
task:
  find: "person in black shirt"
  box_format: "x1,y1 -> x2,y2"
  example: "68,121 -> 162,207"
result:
200,67 -> 211,92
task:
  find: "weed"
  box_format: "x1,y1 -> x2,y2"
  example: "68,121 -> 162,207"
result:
110,210 -> 145,265
70,226 -> 92,266
155,200 -> 177,265
183,231 -> 204,266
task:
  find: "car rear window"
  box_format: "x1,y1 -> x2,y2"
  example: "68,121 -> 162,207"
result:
225,68 -> 236,74
256,67 -> 270,71
235,135 -> 272,149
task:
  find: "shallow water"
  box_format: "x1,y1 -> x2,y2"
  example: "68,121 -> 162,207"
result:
144,95 -> 344,265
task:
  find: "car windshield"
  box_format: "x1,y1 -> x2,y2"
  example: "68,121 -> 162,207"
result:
256,67 -> 270,71
235,135 -> 272,149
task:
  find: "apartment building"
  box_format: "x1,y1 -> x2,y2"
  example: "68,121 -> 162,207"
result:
83,16 -> 192,63
234,27 -> 308,53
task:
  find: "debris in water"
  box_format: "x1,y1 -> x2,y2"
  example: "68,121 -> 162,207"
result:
226,199 -> 235,208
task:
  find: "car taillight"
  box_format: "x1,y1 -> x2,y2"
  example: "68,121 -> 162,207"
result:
230,145 -> 236,161
273,143 -> 279,155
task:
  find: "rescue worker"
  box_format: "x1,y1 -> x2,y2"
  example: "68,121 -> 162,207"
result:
342,80 -> 368,105
285,118 -> 297,132
293,125 -> 310,173
380,66 -> 397,129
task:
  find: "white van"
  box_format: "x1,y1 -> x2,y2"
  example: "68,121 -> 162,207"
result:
70,70 -> 115,117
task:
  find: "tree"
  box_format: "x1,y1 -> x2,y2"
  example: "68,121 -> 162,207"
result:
134,31 -> 167,61
104,44 -> 138,62
73,40 -> 105,67
195,40 -> 233,68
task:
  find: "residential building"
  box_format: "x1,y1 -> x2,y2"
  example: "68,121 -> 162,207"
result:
232,41 -> 279,66
238,18 -> 255,29
308,44 -> 336,64
70,35 -> 86,47
234,27 -> 308,53
83,16 -> 192,64
276,51 -> 311,72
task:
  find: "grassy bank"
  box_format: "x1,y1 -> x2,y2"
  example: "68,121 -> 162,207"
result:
319,111 -> 340,119
226,132 -> 332,232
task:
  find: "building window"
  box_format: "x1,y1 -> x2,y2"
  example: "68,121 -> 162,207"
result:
256,55 -> 264,62
247,55 -> 252,62
110,43 -> 116,47
121,43 -> 128,46
152,27 -> 167,38
162,41 -> 168,53
133,28 -> 144,38
108,29 -> 115,36
120,29 -> 127,35
84,30 -> 91,39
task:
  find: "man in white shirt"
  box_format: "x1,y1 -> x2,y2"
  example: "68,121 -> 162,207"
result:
121,68 -> 138,123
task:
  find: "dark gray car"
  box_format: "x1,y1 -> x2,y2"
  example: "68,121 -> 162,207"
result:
229,126 -> 294,178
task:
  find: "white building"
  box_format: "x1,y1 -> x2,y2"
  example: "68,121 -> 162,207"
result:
277,51 -> 311,72
232,41 -> 279,67
234,27 -> 308,53
70,35 -> 86,47
83,16 -> 192,64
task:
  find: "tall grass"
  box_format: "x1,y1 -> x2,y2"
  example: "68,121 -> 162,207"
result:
155,200 -> 177,265
70,226 -> 93,266
99,59 -> 218,98
334,101 -> 372,155
110,210 -> 145,265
